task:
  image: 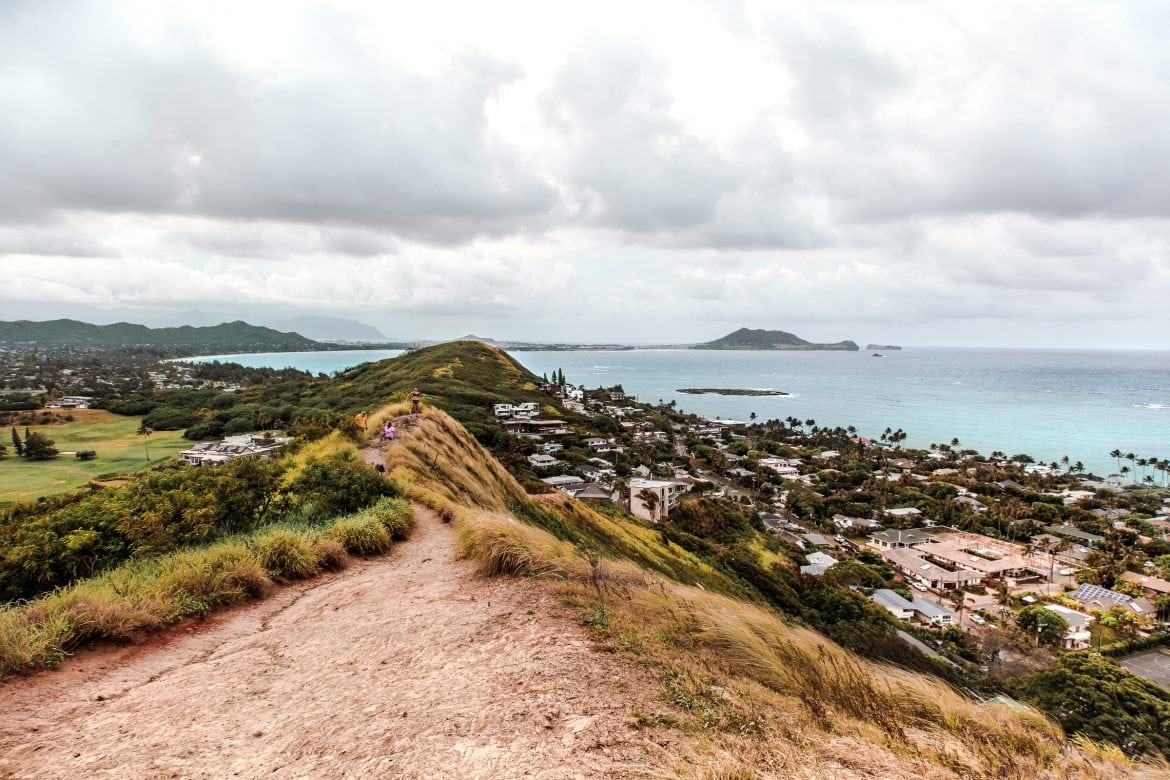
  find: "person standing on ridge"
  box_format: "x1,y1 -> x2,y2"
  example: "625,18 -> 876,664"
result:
410,388 -> 422,415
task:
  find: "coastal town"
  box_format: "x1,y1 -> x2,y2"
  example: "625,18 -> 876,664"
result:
490,374 -> 1170,683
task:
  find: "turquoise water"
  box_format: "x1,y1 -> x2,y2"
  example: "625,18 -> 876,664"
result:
188,347 -> 1170,478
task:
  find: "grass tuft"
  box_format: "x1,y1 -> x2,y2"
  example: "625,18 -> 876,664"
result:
251,530 -> 319,581
326,514 -> 392,555
310,537 -> 349,571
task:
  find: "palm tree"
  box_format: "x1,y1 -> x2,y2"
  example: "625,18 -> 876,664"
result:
1110,448 -> 1123,472
137,422 -> 153,461
994,580 -> 1012,621
635,488 -> 661,522
946,588 -> 966,627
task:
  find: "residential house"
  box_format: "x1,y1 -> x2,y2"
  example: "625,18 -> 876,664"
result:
1120,571 -> 1170,600
909,597 -> 956,627
512,402 -> 540,419
1068,583 -> 1157,619
872,589 -> 915,621
758,512 -> 785,532
875,546 -> 985,590
179,434 -> 291,466
869,528 -> 934,549
1043,605 -> 1095,650
802,533 -> 831,548
573,483 -> 615,502
800,551 -> 838,576
1045,525 -> 1104,548
541,475 -> 585,493
628,478 -> 685,523
528,453 -> 561,469
542,443 -> 564,455
955,495 -> 988,513
833,514 -> 881,530
884,507 -> 923,520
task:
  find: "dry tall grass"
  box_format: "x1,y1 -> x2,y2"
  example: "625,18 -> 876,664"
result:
451,503 -> 1149,778
371,411 -> 1151,778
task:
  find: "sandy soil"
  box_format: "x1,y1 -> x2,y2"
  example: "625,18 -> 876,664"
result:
0,481 -> 682,777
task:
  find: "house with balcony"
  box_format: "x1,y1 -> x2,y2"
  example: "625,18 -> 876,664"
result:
628,478 -> 686,523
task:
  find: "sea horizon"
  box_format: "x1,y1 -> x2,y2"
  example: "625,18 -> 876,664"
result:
184,345 -> 1170,480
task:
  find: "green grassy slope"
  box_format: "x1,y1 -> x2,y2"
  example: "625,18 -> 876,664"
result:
0,410 -> 190,503
300,341 -> 581,439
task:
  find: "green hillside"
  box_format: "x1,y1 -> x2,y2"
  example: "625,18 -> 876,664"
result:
298,340 -> 577,439
0,319 -> 320,351
694,327 -> 859,351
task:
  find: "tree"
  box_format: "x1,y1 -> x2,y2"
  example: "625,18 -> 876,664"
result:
11,426 -> 23,458
945,588 -> 966,626
137,422 -> 153,460
1008,653 -> 1170,759
22,431 -> 59,460
1016,605 -> 1067,646
1099,605 -> 1139,639
634,488 -> 661,522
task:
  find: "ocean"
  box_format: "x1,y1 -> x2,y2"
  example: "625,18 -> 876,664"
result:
187,347 -> 1170,478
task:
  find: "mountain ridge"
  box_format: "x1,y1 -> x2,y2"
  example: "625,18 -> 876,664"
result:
0,319 -> 321,351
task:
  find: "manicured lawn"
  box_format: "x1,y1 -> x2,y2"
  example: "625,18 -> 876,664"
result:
1,410 -> 195,503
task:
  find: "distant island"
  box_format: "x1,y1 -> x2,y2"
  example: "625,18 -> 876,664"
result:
866,344 -> 902,351
678,388 -> 789,396
693,327 -> 859,351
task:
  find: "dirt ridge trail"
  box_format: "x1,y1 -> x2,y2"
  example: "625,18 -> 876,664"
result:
0,502 -> 681,778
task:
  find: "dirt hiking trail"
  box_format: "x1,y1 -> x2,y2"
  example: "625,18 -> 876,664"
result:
0,482 -> 684,777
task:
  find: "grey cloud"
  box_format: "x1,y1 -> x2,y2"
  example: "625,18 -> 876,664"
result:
0,2 -> 557,244
753,4 -> 1170,223
540,40 -> 821,249
0,221 -> 113,257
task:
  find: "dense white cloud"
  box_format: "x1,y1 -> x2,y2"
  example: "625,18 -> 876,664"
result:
0,0 -> 1168,347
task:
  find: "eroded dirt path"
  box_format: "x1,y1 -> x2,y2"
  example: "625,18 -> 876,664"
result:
0,502 -> 680,778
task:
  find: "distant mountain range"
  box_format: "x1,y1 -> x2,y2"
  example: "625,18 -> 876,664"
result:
693,327 -> 859,351
265,316 -> 386,342
0,319 -> 321,351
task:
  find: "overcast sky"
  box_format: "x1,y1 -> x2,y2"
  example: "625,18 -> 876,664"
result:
2,0 -> 1169,347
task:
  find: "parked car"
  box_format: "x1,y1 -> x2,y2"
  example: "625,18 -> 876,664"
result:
969,614 -> 986,625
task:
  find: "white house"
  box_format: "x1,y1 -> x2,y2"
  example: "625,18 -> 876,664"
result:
1043,605 -> 1094,650
179,434 -> 291,466
492,403 -> 514,418
800,551 -> 839,576
872,589 -> 915,621
528,453 -> 561,469
909,597 -> 956,627
833,514 -> 881,530
542,443 -> 564,454
628,478 -> 686,523
512,402 -> 539,419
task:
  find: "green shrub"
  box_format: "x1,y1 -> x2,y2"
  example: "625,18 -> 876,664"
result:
289,451 -> 396,518
372,497 -> 415,540
252,530 -> 319,580
161,544 -> 271,616
326,515 -> 391,555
